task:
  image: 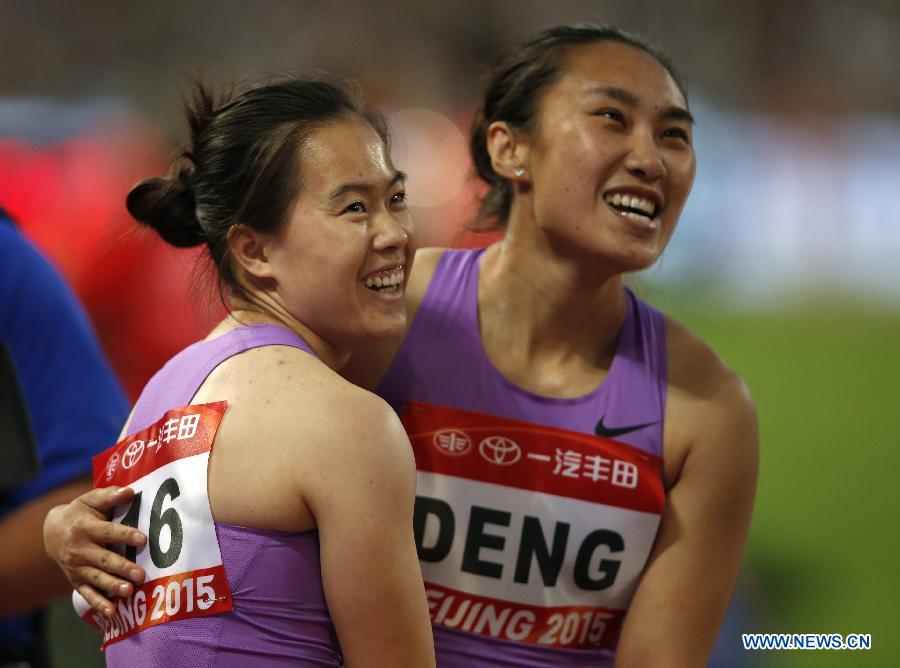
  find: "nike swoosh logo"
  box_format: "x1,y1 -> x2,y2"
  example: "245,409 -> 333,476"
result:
595,417 -> 658,439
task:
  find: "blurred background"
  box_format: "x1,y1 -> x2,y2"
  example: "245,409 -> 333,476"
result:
1,0 -> 897,665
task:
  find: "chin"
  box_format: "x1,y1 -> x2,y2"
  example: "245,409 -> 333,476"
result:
362,313 -> 408,342
609,229 -> 671,270
592,241 -> 663,275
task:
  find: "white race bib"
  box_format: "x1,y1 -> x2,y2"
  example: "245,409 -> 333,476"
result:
402,401 -> 665,650
73,402 -> 234,649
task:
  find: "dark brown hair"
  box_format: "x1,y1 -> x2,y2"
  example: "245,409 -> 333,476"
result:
470,24 -> 686,229
127,75 -> 388,305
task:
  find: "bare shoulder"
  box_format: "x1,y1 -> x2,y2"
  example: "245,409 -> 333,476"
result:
277,366 -> 417,527
664,315 -> 755,417
194,344 -> 414,528
194,343 -> 338,417
305,377 -> 411,461
301,381 -> 416,505
662,315 -> 758,486
197,343 -> 407,457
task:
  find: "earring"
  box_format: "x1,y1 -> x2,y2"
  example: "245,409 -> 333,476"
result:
513,167 -> 526,177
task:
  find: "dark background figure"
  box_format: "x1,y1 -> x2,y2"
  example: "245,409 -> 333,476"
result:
0,209 -> 128,666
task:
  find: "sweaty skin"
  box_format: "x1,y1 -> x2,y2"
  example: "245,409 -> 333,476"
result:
45,42 -> 755,668
348,41 -> 756,667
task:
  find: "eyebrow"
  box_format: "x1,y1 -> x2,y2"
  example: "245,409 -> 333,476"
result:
585,85 -> 695,125
328,170 -> 407,201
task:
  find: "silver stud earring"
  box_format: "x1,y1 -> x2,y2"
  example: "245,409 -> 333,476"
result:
513,167 -> 526,177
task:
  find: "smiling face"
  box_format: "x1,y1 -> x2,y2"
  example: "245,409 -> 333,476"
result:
521,41 -> 696,271
261,116 -> 413,350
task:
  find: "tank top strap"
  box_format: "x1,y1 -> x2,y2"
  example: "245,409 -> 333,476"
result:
599,288 -> 668,457
129,323 -> 315,435
423,247 -> 483,328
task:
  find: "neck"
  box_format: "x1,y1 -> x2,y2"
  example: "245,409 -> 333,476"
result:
479,220 -> 628,367
223,297 -> 352,372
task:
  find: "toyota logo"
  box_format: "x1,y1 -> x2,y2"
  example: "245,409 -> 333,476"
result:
121,440 -> 145,469
478,436 -> 521,466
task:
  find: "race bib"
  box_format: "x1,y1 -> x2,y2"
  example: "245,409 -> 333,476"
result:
72,402 -> 233,648
403,401 -> 665,651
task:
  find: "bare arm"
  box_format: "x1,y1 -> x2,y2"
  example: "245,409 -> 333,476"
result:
615,330 -> 759,667
303,391 -> 435,667
0,475 -> 104,616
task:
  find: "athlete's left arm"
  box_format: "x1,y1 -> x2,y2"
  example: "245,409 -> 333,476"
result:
615,323 -> 759,667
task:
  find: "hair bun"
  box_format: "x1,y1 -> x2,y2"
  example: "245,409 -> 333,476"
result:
126,169 -> 205,248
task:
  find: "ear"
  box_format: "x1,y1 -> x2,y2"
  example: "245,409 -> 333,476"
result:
485,121 -> 530,181
227,224 -> 275,281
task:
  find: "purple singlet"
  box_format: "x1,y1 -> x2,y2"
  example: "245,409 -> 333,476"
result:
106,324 -> 343,667
379,248 -> 668,667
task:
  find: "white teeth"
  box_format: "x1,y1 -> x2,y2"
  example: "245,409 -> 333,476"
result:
604,192 -> 657,217
363,267 -> 405,290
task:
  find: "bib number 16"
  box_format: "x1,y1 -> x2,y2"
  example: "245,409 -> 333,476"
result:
118,477 -> 183,568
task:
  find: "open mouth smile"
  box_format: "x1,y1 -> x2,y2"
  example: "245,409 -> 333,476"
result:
603,191 -> 660,225
362,265 -> 404,293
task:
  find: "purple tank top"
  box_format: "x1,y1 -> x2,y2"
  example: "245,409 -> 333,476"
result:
106,324 -> 343,667
378,248 -> 668,667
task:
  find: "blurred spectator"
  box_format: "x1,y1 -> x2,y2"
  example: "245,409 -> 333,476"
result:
0,209 -> 128,666
0,126 -> 222,401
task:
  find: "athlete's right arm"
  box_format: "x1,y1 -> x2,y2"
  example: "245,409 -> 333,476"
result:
300,388 -> 435,667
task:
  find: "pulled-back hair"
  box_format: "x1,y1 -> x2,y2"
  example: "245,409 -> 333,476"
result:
127,75 -> 388,304
470,24 -> 686,229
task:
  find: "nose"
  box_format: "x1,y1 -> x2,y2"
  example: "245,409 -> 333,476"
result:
624,128 -> 665,183
372,210 -> 411,253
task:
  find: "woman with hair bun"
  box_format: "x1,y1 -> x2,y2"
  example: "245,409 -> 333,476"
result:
45,78 -> 435,667
46,24 -> 756,667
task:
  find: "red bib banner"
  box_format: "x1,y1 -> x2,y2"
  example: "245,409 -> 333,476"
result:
403,401 -> 664,650
73,402 -> 233,649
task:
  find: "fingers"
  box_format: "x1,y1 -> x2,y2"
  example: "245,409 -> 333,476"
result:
56,514 -> 145,577
71,491 -> 147,550
79,565 -> 139,604
46,487 -> 150,612
89,515 -> 147,549
82,543 -> 145,584
76,583 -> 116,618
77,486 -> 136,516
